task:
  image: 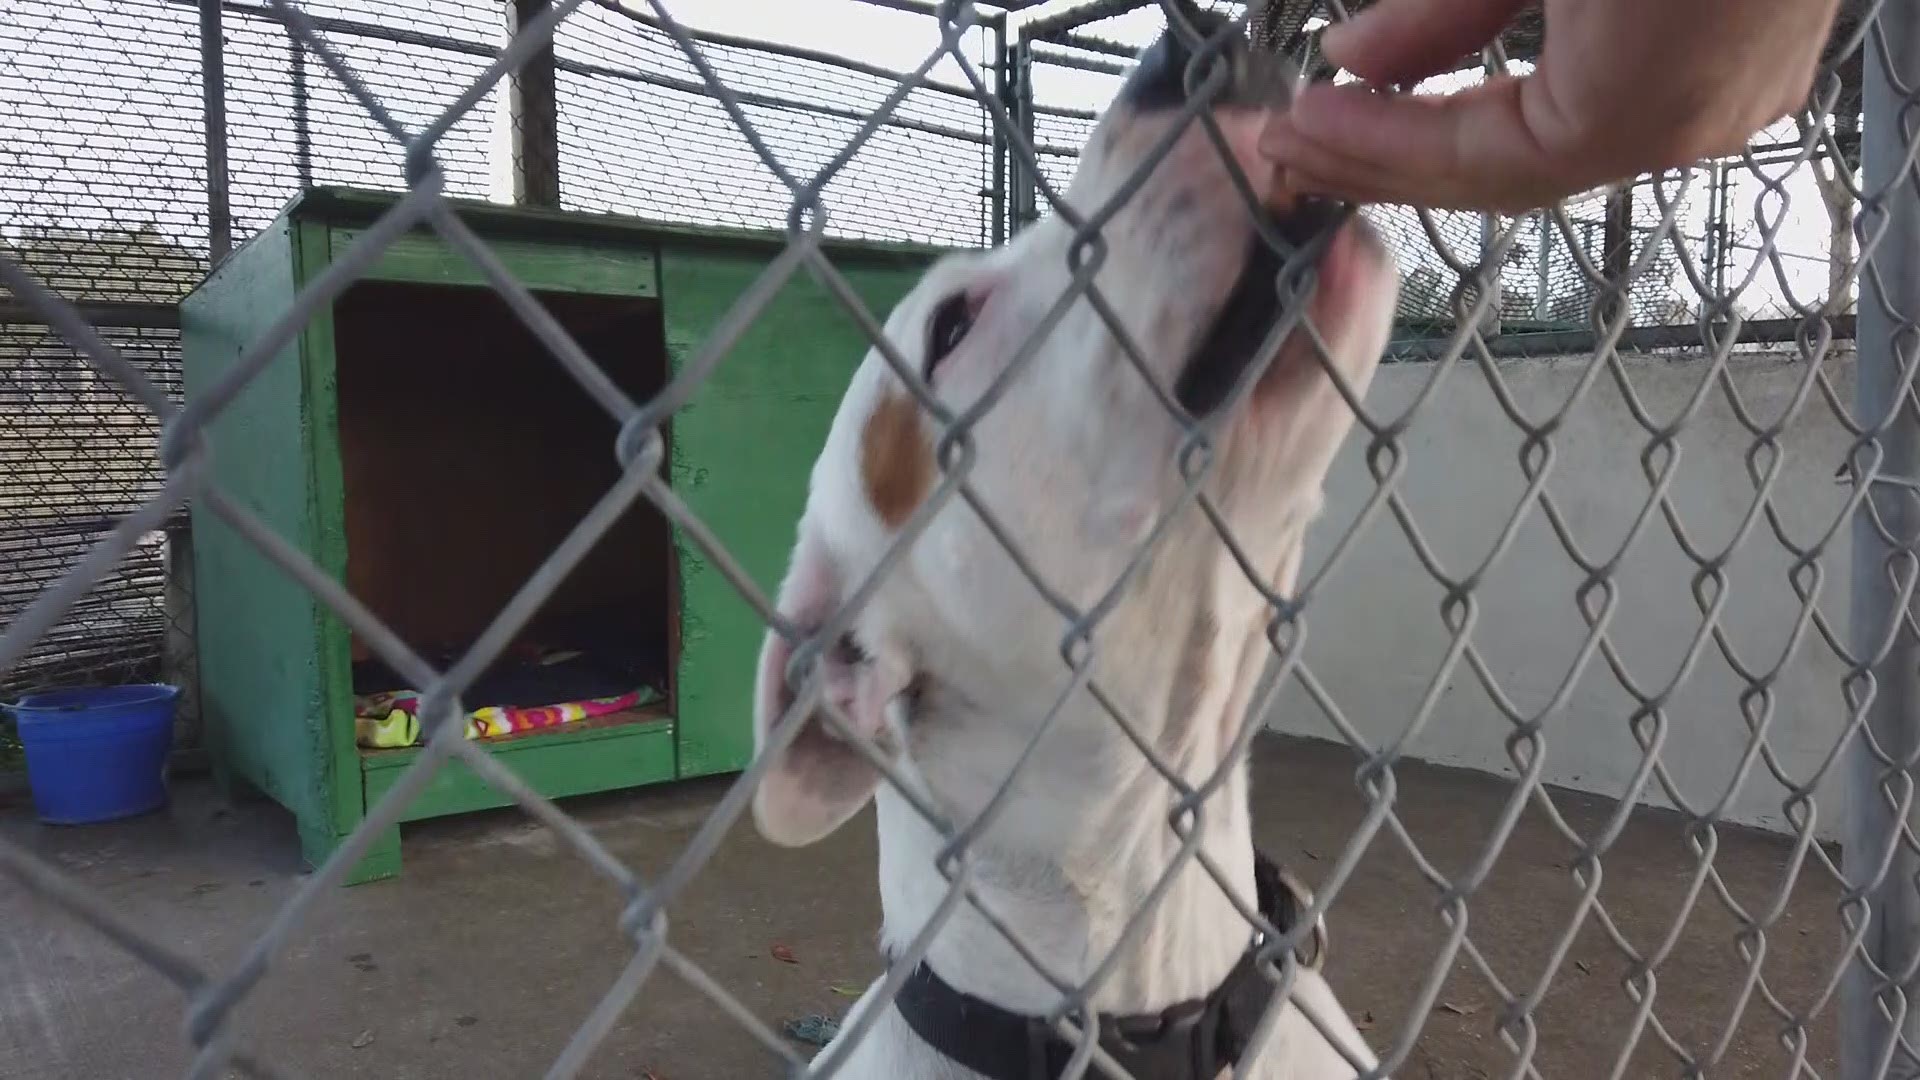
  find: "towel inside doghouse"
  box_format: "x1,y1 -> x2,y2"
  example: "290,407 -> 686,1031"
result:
351,627 -> 666,748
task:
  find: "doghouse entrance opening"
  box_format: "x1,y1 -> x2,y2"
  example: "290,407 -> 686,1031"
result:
331,280 -> 672,753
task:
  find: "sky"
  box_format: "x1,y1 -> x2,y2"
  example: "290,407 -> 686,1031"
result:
0,0 -> 1845,321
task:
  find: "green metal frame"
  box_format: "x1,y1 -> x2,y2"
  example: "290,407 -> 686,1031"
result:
182,187 -> 940,884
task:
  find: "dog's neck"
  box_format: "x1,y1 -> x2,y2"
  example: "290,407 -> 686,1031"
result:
868,471 -> 1310,1022
874,570 -> 1280,1016
873,753 -> 1256,1017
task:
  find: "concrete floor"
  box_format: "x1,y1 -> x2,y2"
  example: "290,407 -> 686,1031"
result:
0,735 -> 1842,1080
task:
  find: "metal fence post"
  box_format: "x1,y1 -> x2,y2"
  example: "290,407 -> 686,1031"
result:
1479,51 -> 1502,337
199,0 -> 230,263
1011,34 -> 1036,232
1601,182 -> 1632,329
183,0 -> 228,769
506,0 -> 562,209
1708,161 -> 1732,302
1845,3 -> 1920,1075
291,31 -> 312,190
1533,210 -> 1552,323
989,13 -> 1009,247
162,521 -> 201,750
1480,211 -> 1502,338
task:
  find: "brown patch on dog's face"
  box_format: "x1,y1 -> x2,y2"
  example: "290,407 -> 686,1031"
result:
859,390 -> 933,528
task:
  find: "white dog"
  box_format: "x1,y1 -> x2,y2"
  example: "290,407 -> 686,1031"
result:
749,13 -> 1398,1080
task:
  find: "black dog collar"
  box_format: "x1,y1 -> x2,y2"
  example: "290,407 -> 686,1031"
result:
892,850 -> 1324,1080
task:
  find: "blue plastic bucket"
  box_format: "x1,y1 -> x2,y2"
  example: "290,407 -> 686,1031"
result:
7,684 -> 180,825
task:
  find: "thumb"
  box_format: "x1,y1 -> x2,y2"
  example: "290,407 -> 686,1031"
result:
1321,0 -> 1527,86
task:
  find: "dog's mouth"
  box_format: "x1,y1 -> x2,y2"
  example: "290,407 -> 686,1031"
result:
1172,198 -> 1350,418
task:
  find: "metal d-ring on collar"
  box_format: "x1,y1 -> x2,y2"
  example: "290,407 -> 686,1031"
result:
891,848 -> 1329,1080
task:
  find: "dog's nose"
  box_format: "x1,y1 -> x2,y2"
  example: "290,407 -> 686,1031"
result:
1119,11 -> 1296,112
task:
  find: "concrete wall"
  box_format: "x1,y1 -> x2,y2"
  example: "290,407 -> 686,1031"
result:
1269,349 -> 1861,840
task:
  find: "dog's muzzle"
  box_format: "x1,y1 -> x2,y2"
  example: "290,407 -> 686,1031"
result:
1117,17 -> 1352,421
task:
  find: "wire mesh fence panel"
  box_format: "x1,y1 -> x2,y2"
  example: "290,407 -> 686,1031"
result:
1,0 -> 1915,1079
0,1 -> 212,304
1031,101 -> 1098,194
219,1 -> 505,240
1020,7 -> 1136,218
0,0 -> 203,727
0,325 -> 182,697
1018,11 -> 1849,354
0,0 -> 992,724
553,3 -> 999,245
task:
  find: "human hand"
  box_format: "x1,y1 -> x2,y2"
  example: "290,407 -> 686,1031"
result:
1257,0 -> 1846,212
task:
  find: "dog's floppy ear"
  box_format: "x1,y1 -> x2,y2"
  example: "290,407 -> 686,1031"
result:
751,521 -> 910,847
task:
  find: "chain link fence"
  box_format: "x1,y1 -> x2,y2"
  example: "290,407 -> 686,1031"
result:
1012,1 -> 1858,354
3,0 -> 1918,1077
0,0 -> 1005,757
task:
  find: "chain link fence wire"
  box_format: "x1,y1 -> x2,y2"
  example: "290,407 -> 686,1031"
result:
2,0 -> 1918,1077
555,1 -> 1002,245
0,0 -> 1003,741
0,2 -> 207,750
1015,2 -> 1857,355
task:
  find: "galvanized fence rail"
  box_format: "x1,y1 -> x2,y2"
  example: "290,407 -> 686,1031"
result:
0,0 -> 1915,1078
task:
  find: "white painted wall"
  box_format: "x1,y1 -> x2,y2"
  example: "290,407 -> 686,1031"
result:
1268,349 -> 1861,840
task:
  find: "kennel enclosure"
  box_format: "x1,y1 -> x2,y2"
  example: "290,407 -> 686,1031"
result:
181,188 -> 937,883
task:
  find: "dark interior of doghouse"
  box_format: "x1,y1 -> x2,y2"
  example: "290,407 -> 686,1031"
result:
331,280 -> 673,745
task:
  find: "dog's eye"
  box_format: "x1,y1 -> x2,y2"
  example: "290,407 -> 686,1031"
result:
925,293 -> 973,379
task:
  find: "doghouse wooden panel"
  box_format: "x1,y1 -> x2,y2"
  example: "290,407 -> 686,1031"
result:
184,186 -> 954,884
182,218 -> 354,835
333,228 -> 658,297
659,242 -> 930,777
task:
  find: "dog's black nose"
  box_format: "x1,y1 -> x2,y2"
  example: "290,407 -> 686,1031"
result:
1119,11 -> 1296,112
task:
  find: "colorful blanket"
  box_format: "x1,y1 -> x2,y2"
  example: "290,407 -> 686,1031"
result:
354,685 -> 660,749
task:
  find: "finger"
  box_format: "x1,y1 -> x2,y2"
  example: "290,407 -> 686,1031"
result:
1320,0 -> 1528,87
1261,122 -> 1429,206
1279,79 -> 1593,212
